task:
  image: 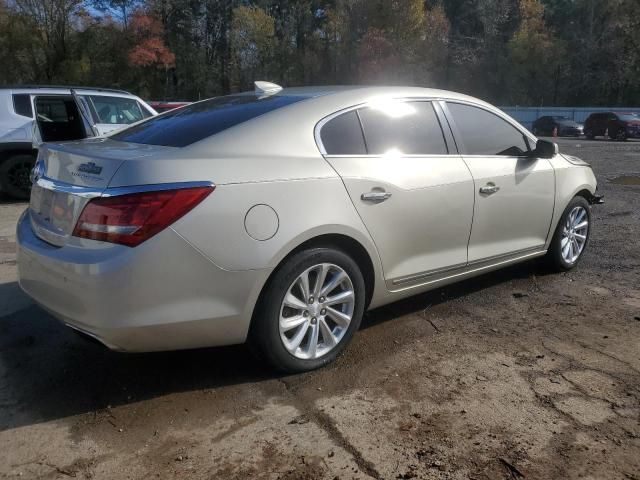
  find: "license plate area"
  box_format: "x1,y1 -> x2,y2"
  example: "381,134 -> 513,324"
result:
29,183 -> 91,246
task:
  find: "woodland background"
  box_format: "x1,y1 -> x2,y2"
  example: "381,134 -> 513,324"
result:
1,0 -> 639,105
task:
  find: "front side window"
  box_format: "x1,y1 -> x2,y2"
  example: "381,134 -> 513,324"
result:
447,103 -> 529,156
358,101 -> 448,155
112,94 -> 308,147
320,111 -> 367,155
90,95 -> 145,125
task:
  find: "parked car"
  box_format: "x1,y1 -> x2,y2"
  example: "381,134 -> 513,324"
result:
17,82 -> 602,372
148,101 -> 191,113
532,116 -> 583,137
584,111 -> 640,141
0,86 -> 157,199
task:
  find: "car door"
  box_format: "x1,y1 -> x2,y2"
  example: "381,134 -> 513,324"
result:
31,94 -> 96,147
319,99 -> 475,287
443,101 -> 555,263
87,94 -> 147,135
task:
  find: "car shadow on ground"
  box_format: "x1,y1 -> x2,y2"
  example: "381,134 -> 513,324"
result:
0,260 -> 547,432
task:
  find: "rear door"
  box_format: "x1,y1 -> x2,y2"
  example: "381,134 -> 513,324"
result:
31,94 -> 96,147
87,95 -> 147,135
320,99 -> 475,287
444,102 -> 555,263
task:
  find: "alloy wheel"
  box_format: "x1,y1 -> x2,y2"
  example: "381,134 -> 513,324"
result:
279,263 -> 355,360
561,206 -> 589,264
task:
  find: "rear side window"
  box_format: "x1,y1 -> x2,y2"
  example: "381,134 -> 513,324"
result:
320,111 -> 367,155
12,94 -> 33,118
112,95 -> 308,147
358,101 -> 448,155
447,103 -> 529,156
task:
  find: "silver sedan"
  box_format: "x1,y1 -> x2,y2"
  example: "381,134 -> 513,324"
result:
17,83 -> 601,372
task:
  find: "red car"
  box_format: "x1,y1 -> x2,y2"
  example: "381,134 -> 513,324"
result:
584,112 -> 640,141
148,101 -> 191,113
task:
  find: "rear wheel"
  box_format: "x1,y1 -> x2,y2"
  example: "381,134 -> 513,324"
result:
0,154 -> 35,200
585,128 -> 595,140
546,196 -> 591,271
615,128 -> 627,142
250,247 -> 365,372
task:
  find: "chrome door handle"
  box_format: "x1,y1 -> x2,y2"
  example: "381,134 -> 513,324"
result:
361,191 -> 392,203
479,183 -> 500,195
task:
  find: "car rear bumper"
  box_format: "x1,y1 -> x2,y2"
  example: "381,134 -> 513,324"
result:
16,210 -> 270,352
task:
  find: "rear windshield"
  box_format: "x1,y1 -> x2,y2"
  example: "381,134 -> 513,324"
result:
111,94 -> 308,147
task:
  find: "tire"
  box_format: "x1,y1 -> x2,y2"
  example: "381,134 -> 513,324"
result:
545,196 -> 591,272
0,154 -> 35,200
585,129 -> 595,140
616,128 -> 627,142
250,247 -> 366,373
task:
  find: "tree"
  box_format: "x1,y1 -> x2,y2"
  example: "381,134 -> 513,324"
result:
507,0 -> 564,105
127,10 -> 175,97
230,5 -> 275,90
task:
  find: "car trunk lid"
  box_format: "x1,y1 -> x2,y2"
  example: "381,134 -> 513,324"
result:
29,138 -> 171,246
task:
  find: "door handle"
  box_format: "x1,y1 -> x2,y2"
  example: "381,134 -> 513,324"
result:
479,183 -> 500,195
361,191 -> 392,203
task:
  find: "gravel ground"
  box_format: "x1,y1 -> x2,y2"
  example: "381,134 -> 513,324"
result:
0,138 -> 638,480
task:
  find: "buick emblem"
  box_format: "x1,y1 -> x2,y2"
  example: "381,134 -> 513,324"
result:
30,158 -> 45,185
77,162 -> 103,175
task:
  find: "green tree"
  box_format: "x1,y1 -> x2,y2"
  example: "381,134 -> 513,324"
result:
230,5 -> 276,90
507,0 -> 564,105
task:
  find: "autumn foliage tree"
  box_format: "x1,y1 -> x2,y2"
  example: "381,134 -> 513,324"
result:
0,0 -> 639,105
127,10 -> 175,97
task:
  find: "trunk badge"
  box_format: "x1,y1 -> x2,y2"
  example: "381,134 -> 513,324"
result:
78,162 -> 103,175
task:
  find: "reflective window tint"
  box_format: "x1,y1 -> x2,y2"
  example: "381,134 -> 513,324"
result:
112,95 -> 308,147
358,101 -> 447,155
447,103 -> 529,156
320,111 -> 367,155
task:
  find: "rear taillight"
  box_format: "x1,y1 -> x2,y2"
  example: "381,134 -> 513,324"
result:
72,186 -> 214,247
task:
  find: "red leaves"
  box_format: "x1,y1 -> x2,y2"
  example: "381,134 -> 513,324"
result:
127,11 -> 175,68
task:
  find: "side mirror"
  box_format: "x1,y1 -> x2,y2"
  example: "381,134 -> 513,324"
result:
531,139 -> 558,159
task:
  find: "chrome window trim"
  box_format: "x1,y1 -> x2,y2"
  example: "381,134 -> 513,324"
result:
314,96 -> 526,158
35,176 -> 215,199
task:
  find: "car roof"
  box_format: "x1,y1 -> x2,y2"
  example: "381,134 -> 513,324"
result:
182,85 -> 523,156
269,85 -> 483,101
1,85 -> 134,96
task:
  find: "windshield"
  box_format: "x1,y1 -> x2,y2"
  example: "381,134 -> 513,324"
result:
111,94 -> 309,147
617,113 -> 639,121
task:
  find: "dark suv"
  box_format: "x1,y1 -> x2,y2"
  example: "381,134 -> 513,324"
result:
532,116 -> 583,137
584,112 -> 640,141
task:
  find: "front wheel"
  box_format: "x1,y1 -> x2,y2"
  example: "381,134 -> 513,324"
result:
250,247 -> 366,372
546,196 -> 591,271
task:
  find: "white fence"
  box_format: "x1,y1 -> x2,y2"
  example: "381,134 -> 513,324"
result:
500,106 -> 640,130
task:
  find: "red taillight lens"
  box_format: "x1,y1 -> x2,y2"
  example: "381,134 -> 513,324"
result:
72,186 -> 214,247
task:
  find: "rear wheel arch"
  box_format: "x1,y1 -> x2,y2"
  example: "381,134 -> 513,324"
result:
249,233 -> 376,334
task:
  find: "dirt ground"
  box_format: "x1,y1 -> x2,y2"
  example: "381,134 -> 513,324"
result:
0,138 -> 639,480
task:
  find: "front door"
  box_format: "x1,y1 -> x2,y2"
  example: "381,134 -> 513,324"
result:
444,102 -> 555,263
319,99 -> 475,286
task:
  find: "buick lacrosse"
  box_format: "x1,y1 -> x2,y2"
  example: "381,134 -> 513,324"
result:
17,83 -> 601,372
